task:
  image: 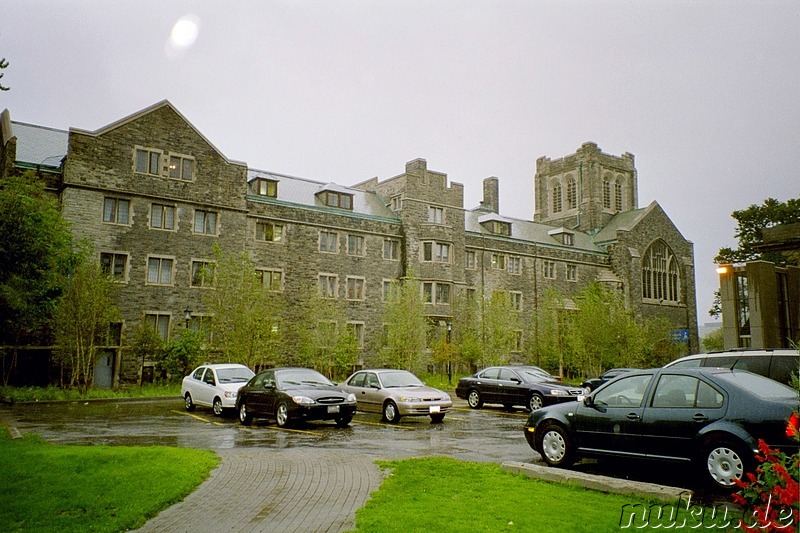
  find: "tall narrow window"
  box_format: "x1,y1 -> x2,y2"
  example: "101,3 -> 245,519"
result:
551,181 -> 562,213
566,176 -> 577,209
641,240 -> 681,303
736,273 -> 751,347
383,239 -> 399,260
543,260 -> 556,279
614,178 -> 623,211
603,177 -> 612,209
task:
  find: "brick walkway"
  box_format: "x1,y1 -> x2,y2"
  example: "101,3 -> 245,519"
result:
134,448 -> 385,533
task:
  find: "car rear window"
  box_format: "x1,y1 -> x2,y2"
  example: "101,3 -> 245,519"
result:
701,356 -> 738,369
732,355 -> 770,376
669,358 -> 703,368
769,355 -> 800,385
716,371 -> 798,399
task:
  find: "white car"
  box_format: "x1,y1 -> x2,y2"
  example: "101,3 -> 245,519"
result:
181,364 -> 255,416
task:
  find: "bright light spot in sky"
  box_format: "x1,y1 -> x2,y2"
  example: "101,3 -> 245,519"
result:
165,15 -> 200,58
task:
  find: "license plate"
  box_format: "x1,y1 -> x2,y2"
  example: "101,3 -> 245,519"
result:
327,405 -> 340,413
429,405 -> 440,414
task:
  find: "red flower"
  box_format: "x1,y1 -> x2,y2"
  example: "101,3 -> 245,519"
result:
786,412 -> 799,439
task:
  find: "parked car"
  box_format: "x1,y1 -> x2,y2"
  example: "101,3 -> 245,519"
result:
580,368 -> 636,393
524,367 -> 799,490
456,366 -> 583,411
182,363 -> 255,416
339,369 -> 452,423
236,367 -> 357,428
664,349 -> 798,386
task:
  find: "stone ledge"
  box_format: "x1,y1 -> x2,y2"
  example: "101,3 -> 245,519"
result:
501,461 -> 691,502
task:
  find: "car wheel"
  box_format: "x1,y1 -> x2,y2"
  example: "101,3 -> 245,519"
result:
335,415 -> 352,428
184,393 -> 196,412
275,402 -> 290,427
212,397 -> 224,416
238,402 -> 252,425
537,423 -> 575,467
383,401 -> 401,423
430,413 -> 445,423
528,392 -> 544,411
467,389 -> 483,409
704,439 -> 750,490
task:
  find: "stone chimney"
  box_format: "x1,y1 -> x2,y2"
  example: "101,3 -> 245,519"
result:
481,177 -> 499,213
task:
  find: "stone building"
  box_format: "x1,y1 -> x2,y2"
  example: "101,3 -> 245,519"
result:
1,101 -> 698,386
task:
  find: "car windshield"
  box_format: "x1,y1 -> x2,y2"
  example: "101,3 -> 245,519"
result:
517,369 -> 550,383
277,369 -> 333,387
216,367 -> 255,383
380,371 -> 424,388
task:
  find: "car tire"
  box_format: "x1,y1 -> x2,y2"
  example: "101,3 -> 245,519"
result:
467,389 -> 483,409
528,393 -> 545,411
184,393 -> 196,412
212,397 -> 224,417
703,439 -> 751,490
335,415 -> 352,428
238,402 -> 252,425
430,413 -> 445,423
383,401 -> 401,423
276,402 -> 290,428
537,423 -> 575,467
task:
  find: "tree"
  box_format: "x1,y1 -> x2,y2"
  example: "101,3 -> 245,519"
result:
52,247 -> 119,392
480,290 -> 523,366
0,174 -> 75,384
130,320 -> 165,386
715,196 -> 800,264
202,244 -> 284,371
157,329 -> 205,382
379,273 -> 428,372
701,328 -> 724,353
0,58 -> 9,91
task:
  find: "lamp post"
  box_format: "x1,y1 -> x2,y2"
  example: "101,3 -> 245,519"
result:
184,308 -> 192,330
447,321 -> 452,384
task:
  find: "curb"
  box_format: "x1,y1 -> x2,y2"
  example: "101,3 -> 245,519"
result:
501,461 -> 691,502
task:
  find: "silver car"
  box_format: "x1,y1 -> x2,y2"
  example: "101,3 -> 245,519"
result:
340,369 -> 452,423
182,363 -> 255,416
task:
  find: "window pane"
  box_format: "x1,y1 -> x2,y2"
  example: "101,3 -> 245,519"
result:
194,212 -> 204,233
149,152 -> 160,174
159,259 -> 172,284
135,150 -> 148,173
205,212 -> 216,234
169,156 -> 181,178
151,205 -> 163,228
147,258 -> 159,283
164,206 -> 174,229
182,159 -> 193,180
103,198 -> 115,222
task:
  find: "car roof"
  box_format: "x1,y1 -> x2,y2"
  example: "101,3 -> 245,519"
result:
201,363 -> 251,370
666,349 -> 798,366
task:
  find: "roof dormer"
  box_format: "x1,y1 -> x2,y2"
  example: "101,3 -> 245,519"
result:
548,227 -> 575,246
478,213 -> 513,236
316,183 -> 353,210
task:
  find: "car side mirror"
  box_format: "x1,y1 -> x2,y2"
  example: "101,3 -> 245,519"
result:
582,395 -> 594,407
510,378 -> 522,384
264,382 -> 275,390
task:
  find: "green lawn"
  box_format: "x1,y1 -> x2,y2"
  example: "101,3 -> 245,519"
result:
0,432 -> 218,532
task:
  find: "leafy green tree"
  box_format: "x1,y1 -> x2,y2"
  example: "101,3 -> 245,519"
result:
0,174 -> 75,384
531,288 -> 575,377
450,289 -> 482,372
157,329 -> 205,382
129,321 -> 165,386
715,196 -> 800,264
480,290 -> 523,366
0,57 -> 9,91
52,248 -> 119,392
379,272 -> 428,372
202,244 -> 284,370
701,327 -> 724,353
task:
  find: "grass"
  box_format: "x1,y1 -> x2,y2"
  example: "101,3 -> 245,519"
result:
0,431 -> 219,532
353,457 -> 722,532
0,383 -> 181,403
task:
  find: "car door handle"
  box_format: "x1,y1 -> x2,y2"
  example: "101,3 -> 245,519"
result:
693,414 -> 708,422
626,413 -> 640,420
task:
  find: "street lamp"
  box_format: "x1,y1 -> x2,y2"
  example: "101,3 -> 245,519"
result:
184,308 -> 192,329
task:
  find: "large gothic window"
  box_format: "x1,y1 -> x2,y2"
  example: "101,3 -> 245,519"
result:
603,177 -> 612,209
551,181 -> 562,213
614,178 -> 623,211
641,240 -> 681,303
566,176 -> 577,209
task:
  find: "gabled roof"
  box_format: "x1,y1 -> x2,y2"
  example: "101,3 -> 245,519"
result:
592,202 -> 656,244
9,121 -> 68,170
247,169 -> 399,220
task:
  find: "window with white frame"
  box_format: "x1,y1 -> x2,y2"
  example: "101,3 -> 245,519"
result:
150,203 -> 176,230
507,256 -> 521,274
100,252 -> 128,282
193,210 -> 217,235
168,154 -> 194,181
135,148 -> 161,176
319,274 -> 338,299
423,241 -> 450,263
319,230 -> 338,253
428,206 -> 444,224
347,234 -> 365,256
390,195 -> 402,211
260,269 -> 283,292
146,256 -> 174,286
191,260 -> 215,288
346,276 -> 365,301
422,282 -> 451,304
465,250 -> 476,269
103,197 -> 130,225
383,239 -> 399,260
145,312 -> 170,340
562,233 -> 574,246
382,279 -> 398,301
566,264 -> 577,282
347,322 -> 365,348
491,253 -> 506,270
319,191 -> 353,210
254,178 -> 278,197
543,260 -> 556,279
256,221 -> 283,242
510,291 -> 523,311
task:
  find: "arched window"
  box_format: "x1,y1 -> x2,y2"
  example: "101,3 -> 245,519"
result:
566,176 -> 577,209
603,177 -> 612,209
551,180 -> 562,213
614,177 -> 623,212
641,240 -> 681,303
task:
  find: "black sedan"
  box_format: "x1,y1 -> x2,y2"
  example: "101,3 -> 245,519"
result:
456,366 -> 583,411
580,367 -> 635,393
524,367 -> 799,490
236,367 -> 357,428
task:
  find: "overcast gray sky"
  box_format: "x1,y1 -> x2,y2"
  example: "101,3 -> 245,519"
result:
2,1 -> 798,329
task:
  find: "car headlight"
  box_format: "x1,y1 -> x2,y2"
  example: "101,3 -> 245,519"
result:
400,396 -> 421,402
292,396 -> 315,406
549,389 -> 567,396
442,394 -> 451,401
345,393 -> 356,403
224,391 -> 237,398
